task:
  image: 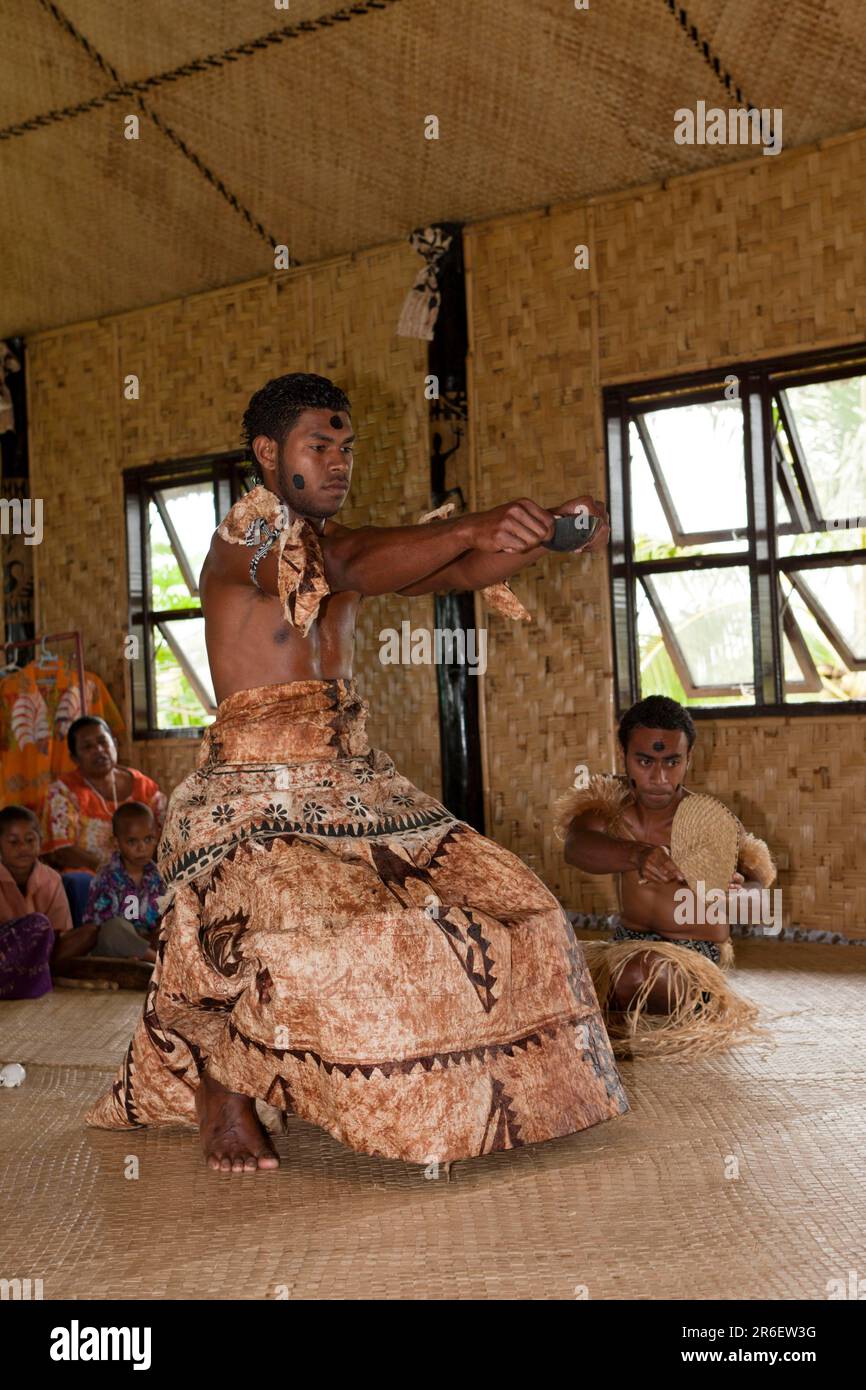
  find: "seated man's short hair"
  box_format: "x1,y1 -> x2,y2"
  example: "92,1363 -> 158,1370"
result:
617,695 -> 696,752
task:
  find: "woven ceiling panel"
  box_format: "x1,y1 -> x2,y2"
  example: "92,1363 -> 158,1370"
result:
2,0 -> 865,335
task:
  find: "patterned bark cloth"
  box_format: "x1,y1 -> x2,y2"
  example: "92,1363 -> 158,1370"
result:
85,678 -> 628,1163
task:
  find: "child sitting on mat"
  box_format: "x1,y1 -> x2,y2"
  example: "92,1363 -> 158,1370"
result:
82,802 -> 163,964
0,804 -> 75,998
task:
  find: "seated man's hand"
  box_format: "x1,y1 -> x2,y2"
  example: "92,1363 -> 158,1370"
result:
634,844 -> 687,884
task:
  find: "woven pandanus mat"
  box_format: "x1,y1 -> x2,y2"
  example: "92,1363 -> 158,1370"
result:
0,939 -> 863,1300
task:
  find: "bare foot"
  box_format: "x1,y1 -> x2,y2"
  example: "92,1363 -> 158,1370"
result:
194,1068 -> 280,1173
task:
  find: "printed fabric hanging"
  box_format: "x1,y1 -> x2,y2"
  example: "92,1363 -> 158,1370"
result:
0,657 -> 125,812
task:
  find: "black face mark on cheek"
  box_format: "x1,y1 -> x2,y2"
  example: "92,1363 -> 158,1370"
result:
629,778 -> 637,788
329,415 -> 343,430
292,474 -> 305,489
652,740 -> 665,751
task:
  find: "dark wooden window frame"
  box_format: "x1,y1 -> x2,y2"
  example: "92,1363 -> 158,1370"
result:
124,450 -> 252,740
604,342 -> 866,721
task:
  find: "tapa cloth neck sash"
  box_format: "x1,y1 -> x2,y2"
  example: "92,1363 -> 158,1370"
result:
217,484 -> 329,637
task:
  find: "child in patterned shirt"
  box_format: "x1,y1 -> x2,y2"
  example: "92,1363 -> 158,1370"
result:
83,802 -> 164,963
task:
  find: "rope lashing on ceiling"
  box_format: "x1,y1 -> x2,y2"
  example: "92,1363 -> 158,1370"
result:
662,0 -> 756,111
0,0 -> 403,143
33,0 -> 284,253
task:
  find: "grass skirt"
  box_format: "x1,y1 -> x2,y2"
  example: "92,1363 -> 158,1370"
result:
583,937 -> 766,1059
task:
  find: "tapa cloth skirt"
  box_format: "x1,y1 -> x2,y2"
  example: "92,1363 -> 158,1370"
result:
85,678 -> 628,1163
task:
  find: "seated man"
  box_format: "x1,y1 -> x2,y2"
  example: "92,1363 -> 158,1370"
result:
553,695 -> 776,1056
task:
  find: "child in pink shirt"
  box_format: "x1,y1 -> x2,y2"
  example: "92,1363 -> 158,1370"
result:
0,805 -> 73,998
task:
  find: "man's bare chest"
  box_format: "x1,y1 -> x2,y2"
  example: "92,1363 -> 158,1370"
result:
225,585 -> 362,647
620,804 -> 675,848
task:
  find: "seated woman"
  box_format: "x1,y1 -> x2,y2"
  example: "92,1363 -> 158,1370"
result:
40,715 -> 166,927
554,696 -> 776,1057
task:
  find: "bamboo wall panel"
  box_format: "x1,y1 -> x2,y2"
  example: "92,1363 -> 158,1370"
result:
595,134 -> 866,382
689,718 -> 866,937
465,208 -> 616,907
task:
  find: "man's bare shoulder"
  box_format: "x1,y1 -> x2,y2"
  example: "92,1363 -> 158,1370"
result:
201,530 -> 246,581
200,528 -> 279,602
569,807 -> 616,835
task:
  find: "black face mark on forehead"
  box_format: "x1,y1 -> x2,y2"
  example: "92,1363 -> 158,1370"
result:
292,474 -> 305,489
652,740 -> 666,751
329,415 -> 343,430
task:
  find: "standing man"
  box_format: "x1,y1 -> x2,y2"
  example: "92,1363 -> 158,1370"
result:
88,373 -> 628,1172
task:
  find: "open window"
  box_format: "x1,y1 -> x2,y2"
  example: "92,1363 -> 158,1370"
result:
605,346 -> 866,716
125,452 -> 255,736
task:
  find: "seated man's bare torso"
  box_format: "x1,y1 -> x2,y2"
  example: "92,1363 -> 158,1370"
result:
615,792 -> 694,937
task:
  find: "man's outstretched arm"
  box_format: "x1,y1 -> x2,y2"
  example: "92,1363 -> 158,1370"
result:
322,498 -> 559,596
391,495 -> 610,596
205,497 -> 550,598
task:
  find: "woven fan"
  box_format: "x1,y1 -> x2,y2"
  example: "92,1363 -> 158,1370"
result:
670,793 -> 739,895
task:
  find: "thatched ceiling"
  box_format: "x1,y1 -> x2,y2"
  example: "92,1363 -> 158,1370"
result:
2,0 -> 865,337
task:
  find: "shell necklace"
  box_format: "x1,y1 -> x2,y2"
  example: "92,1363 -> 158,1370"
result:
82,767 -> 124,813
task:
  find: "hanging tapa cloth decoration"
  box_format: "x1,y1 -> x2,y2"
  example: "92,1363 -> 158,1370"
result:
415,501 -> 532,623
396,226 -> 455,341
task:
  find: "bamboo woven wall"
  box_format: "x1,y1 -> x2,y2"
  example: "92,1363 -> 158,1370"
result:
466,128 -> 866,935
27,244 -> 439,800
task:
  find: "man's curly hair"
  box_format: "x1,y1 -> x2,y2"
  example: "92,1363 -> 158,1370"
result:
241,373 -> 351,454
617,695 -> 696,752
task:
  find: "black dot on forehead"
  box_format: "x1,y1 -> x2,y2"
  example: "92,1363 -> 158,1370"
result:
652,740 -> 666,751
329,414 -> 343,429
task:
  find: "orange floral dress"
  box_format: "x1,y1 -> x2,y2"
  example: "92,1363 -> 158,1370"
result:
41,767 -> 167,870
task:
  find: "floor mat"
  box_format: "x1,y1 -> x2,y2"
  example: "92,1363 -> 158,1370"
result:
0,938 -> 863,1300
